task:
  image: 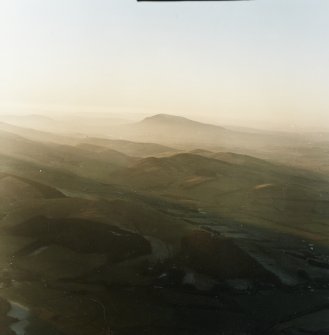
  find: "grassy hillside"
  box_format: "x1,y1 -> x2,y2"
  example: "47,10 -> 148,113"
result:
80,137 -> 177,157
0,129 -> 135,183
111,152 -> 329,238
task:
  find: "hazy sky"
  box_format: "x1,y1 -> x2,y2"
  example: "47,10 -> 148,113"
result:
0,0 -> 328,129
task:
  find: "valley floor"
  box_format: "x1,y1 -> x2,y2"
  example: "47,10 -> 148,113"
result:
0,207 -> 328,335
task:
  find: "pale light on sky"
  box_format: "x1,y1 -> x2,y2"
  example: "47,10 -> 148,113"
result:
0,0 -> 328,130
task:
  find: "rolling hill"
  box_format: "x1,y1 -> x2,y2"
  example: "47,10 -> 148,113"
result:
110,152 -> 329,238
79,137 -> 178,157
0,128 -> 136,184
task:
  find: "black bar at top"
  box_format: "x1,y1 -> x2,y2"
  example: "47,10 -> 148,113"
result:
137,0 -> 250,2
138,0 -> 249,2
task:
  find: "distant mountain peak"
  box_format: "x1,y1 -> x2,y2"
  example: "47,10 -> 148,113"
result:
143,114 -> 191,122
140,114 -> 227,132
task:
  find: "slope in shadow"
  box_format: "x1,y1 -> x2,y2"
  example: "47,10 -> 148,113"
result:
9,216 -> 151,263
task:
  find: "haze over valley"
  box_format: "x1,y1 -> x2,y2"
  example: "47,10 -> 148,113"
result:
0,112 -> 328,335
